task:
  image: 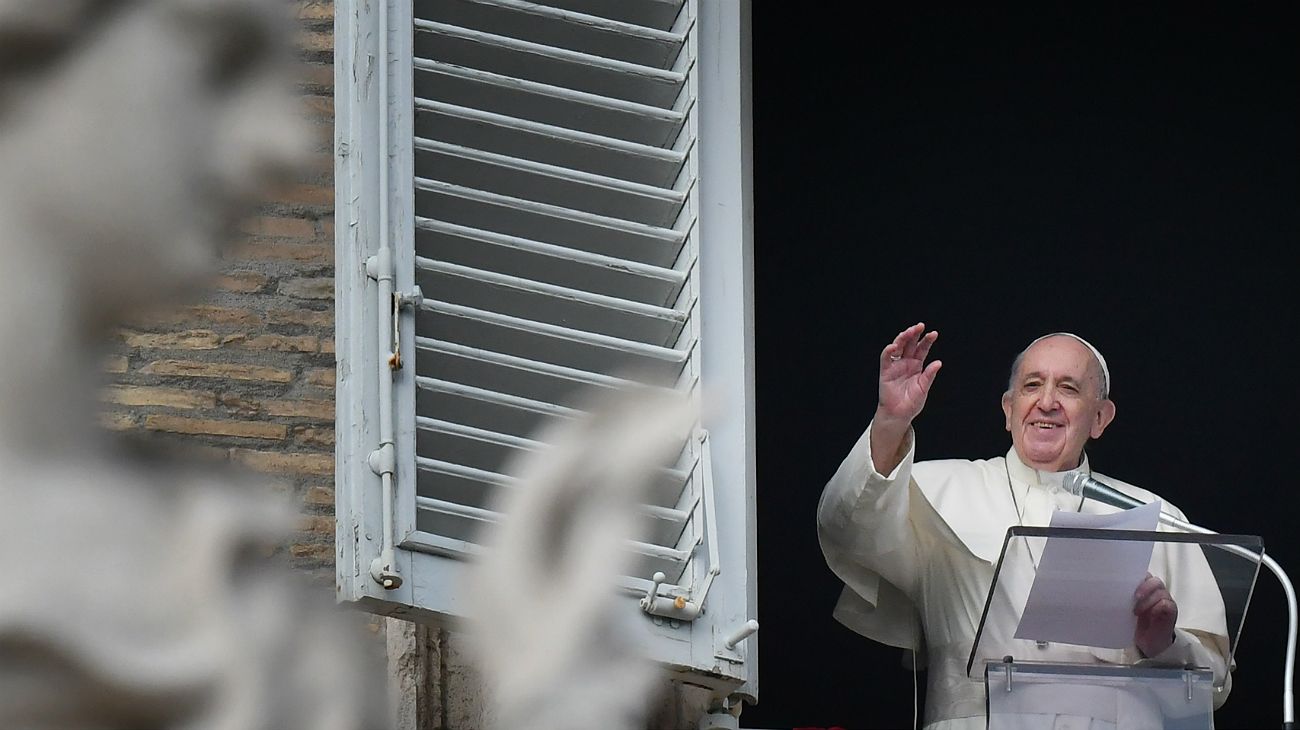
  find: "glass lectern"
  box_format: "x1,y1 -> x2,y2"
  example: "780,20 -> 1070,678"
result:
968,526 -> 1262,729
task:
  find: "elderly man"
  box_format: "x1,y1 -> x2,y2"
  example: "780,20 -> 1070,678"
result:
818,323 -> 1232,730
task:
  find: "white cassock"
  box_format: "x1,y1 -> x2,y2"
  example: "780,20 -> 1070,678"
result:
817,422 -> 1233,730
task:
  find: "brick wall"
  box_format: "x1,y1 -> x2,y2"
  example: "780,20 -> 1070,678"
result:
101,0 -> 339,579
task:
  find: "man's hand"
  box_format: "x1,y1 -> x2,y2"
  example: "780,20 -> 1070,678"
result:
869,323 -> 942,473
1134,572 -> 1178,658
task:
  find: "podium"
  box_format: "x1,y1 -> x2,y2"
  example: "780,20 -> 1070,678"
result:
967,526 -> 1263,729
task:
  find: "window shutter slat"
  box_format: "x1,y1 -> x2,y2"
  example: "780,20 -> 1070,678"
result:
415,257 -> 688,337
414,18 -> 686,105
415,337 -> 644,390
413,137 -> 687,224
538,0 -> 687,32
411,59 -> 686,146
420,0 -> 687,67
414,99 -> 688,186
414,217 -> 688,305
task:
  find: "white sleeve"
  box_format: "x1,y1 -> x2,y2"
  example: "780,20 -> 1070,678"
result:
817,420 -> 925,601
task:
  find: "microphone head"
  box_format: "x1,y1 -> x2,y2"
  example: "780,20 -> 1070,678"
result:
1061,470 -> 1090,497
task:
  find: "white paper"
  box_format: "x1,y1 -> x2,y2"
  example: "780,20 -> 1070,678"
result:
1013,500 -> 1162,649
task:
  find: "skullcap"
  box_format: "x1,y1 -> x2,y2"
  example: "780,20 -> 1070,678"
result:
1029,332 -> 1111,398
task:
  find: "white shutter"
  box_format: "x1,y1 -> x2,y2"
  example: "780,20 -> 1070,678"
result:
336,0 -> 755,696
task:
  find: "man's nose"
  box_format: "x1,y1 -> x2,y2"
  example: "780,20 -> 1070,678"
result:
1035,386 -> 1060,410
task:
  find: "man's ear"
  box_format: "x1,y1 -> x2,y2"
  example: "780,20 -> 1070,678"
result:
1091,399 -> 1117,439
1001,392 -> 1013,432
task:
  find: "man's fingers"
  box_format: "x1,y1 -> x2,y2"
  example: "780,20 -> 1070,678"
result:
1133,580 -> 1166,610
914,330 -> 939,362
919,360 -> 943,390
895,323 -> 926,358
1133,573 -> 1176,616
882,324 -> 929,371
1142,597 -> 1177,622
1133,574 -> 1164,602
886,323 -> 934,362
1144,592 -> 1175,613
893,323 -> 923,350
1135,590 -> 1176,617
880,343 -> 899,368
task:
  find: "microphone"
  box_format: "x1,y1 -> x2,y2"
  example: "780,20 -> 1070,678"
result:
1061,470 -> 1145,510
1062,470 -> 1299,727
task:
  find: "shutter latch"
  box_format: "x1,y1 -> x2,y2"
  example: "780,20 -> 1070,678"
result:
388,286 -> 422,370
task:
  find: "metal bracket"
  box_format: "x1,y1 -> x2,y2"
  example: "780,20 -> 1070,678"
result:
395,286 -> 423,309
370,553 -> 402,590
364,249 -> 392,282
368,442 -> 395,477
640,430 -> 719,622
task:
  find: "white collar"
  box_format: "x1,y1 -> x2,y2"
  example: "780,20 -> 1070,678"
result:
1005,446 -> 1091,488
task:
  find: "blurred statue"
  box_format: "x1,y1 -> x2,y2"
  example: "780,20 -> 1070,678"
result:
462,387 -> 695,730
0,1 -> 377,728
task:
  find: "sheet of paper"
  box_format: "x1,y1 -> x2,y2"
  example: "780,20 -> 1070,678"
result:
1013,500 -> 1162,649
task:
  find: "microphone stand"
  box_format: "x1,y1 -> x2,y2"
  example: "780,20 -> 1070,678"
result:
1157,511 -> 1297,729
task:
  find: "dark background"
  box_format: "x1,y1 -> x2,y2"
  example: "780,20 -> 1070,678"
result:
749,5 -> 1298,730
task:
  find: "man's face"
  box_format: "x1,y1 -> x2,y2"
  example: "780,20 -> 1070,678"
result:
1001,336 -> 1116,472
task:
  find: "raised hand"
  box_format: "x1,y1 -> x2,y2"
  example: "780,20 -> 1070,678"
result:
877,323 -> 942,424
1134,572 -> 1178,658
870,323 -> 942,473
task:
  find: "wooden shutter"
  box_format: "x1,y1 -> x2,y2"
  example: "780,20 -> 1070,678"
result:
336,0 -> 755,697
